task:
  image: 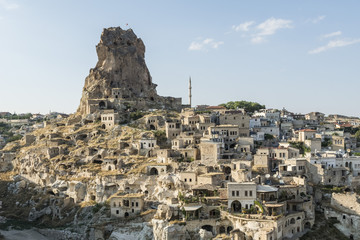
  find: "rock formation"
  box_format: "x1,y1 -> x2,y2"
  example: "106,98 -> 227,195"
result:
78,27 -> 182,116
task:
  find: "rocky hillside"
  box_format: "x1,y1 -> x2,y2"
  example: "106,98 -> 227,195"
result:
77,27 -> 182,116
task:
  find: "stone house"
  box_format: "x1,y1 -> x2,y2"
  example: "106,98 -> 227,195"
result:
101,110 -> 119,129
171,132 -> 199,150
182,115 -> 200,130
332,135 -> 345,151
207,125 -> 240,151
256,147 -> 300,160
253,125 -> 280,137
227,182 -> 256,212
298,129 -> 317,142
101,157 -> 118,171
304,139 -> 321,153
145,115 -> 163,130
256,185 -> 278,202
165,120 -> 182,140
253,154 -> 270,172
305,112 -> 325,122
197,173 -> 224,186
218,111 -> 250,137
147,165 -> 167,176
110,193 -> 144,218
249,118 -> 262,128
137,138 -> 157,156
179,172 -> 197,187
200,140 -> 224,164
279,159 -> 307,176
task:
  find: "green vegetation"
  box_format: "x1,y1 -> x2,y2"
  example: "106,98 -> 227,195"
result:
289,141 -> 311,155
322,137 -> 332,148
1,113 -> 32,120
92,201 -> 110,214
194,110 -> 211,114
264,133 -> 274,140
0,122 -> 11,135
219,100 -> 265,113
349,127 -> 359,135
153,130 -> 167,145
242,205 -> 258,214
355,129 -> 360,141
320,185 -> 346,194
0,122 -> 20,143
254,200 -> 264,213
7,134 -> 22,143
129,111 -> 146,121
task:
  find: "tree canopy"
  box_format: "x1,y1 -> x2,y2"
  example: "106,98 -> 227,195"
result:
219,101 -> 265,113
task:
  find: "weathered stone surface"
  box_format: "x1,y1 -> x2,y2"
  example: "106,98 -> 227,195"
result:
78,27 -> 181,116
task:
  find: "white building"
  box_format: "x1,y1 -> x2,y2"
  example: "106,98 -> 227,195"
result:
227,182 -> 256,212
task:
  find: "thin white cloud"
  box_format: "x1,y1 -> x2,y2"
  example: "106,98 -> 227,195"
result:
256,18 -> 293,36
308,15 -> 326,24
251,17 -> 293,44
189,38 -> 224,51
232,21 -> 255,32
231,17 -> 293,44
322,31 -> 342,39
0,0 -> 19,10
251,36 -> 265,44
309,39 -> 360,54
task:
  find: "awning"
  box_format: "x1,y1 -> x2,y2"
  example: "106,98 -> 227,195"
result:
183,205 -> 202,211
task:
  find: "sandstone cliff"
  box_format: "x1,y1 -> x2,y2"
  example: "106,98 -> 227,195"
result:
78,27 -> 181,116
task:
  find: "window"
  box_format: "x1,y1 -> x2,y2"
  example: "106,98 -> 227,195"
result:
189,178 -> 192,182
116,210 -> 119,214
136,202 -> 138,207
184,178 -> 187,182
236,191 -> 239,196
132,202 -> 134,207
245,191 -> 248,196
123,200 -> 129,207
249,191 -> 252,197
232,191 -> 235,196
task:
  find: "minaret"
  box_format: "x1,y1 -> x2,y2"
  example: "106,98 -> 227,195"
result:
189,77 -> 192,108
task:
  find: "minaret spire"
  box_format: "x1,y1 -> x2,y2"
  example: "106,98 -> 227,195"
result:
189,76 -> 192,108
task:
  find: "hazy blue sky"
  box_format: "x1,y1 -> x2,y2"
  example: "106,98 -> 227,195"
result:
0,1 -> 359,116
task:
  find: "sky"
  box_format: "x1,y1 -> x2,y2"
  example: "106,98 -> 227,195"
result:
0,1 -> 359,117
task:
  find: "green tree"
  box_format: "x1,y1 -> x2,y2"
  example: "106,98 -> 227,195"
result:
264,134 -> 274,140
355,130 -> 360,141
219,100 -> 265,113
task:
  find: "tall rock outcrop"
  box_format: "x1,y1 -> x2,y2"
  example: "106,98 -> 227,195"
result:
78,27 -> 181,115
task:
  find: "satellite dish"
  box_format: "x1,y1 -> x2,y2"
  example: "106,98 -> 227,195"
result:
265,174 -> 270,179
